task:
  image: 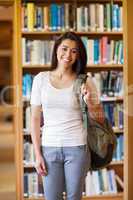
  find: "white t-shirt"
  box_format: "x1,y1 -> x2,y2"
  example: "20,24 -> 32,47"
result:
30,71 -> 87,147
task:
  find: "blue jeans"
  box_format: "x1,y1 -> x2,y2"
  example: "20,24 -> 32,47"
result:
41,145 -> 89,200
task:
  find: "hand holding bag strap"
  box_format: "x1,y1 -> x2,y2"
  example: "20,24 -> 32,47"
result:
73,73 -> 117,170
73,73 -> 88,129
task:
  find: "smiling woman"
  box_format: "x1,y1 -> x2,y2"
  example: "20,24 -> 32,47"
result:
56,39 -> 78,70
51,32 -> 87,75
49,38 -> 79,89
30,31 -> 105,200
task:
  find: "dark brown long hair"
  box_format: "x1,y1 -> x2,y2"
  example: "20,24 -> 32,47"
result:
51,32 -> 87,75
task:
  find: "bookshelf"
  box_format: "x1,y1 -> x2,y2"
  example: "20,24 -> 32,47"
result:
0,0 -> 124,200
20,0 -> 125,199
23,193 -> 123,200
0,1 -> 18,200
0,0 -> 132,199
123,1 -> 133,200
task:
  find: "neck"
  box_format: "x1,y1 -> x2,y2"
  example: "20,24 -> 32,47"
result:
53,67 -> 74,79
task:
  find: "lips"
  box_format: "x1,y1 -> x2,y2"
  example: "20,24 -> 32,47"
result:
63,58 -> 72,62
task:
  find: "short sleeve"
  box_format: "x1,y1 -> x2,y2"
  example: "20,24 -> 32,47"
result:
30,73 -> 42,106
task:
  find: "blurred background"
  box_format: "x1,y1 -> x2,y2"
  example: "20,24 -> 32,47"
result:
0,4 -> 16,200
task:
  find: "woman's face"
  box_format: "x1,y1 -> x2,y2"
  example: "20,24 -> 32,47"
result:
56,39 -> 78,69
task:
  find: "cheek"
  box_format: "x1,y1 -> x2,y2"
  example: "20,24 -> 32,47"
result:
72,54 -> 78,62
56,49 -> 61,61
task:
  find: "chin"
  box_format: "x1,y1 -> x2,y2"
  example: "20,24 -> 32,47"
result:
64,61 -> 74,66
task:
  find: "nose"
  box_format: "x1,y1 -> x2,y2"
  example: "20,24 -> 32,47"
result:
65,49 -> 71,57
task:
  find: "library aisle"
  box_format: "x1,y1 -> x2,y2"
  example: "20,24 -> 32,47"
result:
0,0 -> 133,200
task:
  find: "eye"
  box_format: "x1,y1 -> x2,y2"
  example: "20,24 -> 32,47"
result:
61,47 -> 68,52
71,49 -> 78,54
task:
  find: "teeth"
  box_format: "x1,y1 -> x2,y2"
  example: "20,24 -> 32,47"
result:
64,59 -> 70,62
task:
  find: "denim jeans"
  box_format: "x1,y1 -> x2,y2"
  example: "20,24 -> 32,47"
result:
41,145 -> 89,200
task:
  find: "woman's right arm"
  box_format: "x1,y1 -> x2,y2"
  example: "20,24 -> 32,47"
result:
31,105 -> 47,176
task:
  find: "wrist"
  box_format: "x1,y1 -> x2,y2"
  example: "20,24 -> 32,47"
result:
35,148 -> 42,158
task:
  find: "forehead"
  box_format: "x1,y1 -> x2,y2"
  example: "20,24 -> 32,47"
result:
60,39 -> 77,48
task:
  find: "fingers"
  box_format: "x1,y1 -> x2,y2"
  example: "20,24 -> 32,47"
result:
35,159 -> 48,176
81,83 -> 88,96
41,161 -> 48,176
86,77 -> 98,94
81,83 -> 99,105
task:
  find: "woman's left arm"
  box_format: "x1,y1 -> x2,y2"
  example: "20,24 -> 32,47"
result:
81,76 -> 105,124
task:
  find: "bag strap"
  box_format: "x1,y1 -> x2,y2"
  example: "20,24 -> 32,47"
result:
80,95 -> 88,130
73,74 -> 88,129
73,74 -> 88,95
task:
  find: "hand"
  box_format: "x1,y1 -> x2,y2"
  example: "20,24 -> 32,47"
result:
35,155 -> 48,176
81,76 -> 105,123
81,77 -> 100,106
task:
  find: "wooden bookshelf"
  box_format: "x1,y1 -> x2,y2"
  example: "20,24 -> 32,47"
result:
110,161 -> 123,166
83,193 -> 123,200
0,0 -> 131,200
24,193 -> 123,200
0,4 -> 13,21
0,163 -> 16,195
20,0 -> 124,199
0,1 -> 17,200
22,31 -> 123,36
22,64 -> 51,69
22,64 -> 123,69
21,0 -> 123,3
0,105 -> 14,114
0,122 -> 13,134
0,50 -> 12,57
76,0 -> 123,2
2,0 -> 133,200
113,128 -> 123,134
123,0 -> 133,200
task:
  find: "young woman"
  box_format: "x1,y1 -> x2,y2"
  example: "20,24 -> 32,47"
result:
30,32 -> 105,200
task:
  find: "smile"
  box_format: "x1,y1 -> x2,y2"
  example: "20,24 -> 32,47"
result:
63,58 -> 71,62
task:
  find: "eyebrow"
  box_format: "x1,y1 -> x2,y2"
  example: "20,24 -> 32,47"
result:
61,45 -> 78,50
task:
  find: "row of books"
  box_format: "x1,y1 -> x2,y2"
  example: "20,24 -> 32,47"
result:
22,71 -> 123,102
24,173 -> 44,197
24,141 -> 35,165
22,3 -> 123,32
89,71 -> 123,98
85,169 -> 123,196
22,37 -> 123,65
23,105 -> 31,132
82,37 -> 123,65
22,102 -> 123,130
22,38 -> 54,65
23,105 -> 44,132
103,103 -> 123,129
24,169 -> 123,197
23,104 -> 123,132
22,74 -> 33,100
113,134 -> 124,161
23,134 -> 123,165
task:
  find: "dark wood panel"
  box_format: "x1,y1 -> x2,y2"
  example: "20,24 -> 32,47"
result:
0,5 -> 13,21
0,22 -> 12,49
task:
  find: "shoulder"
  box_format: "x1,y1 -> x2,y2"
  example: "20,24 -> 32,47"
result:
32,71 -> 49,90
34,71 -> 49,80
33,71 -> 49,83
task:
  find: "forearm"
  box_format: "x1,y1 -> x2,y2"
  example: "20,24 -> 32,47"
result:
83,90 -> 105,123
88,103 -> 105,124
31,117 -> 41,158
